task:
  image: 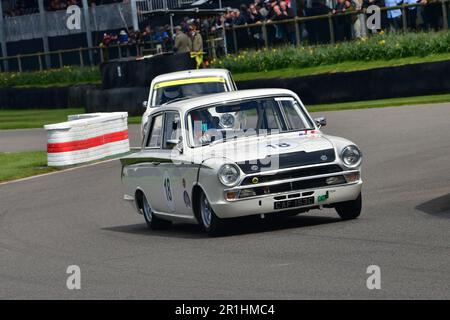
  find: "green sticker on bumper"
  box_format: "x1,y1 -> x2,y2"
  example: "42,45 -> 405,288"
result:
318,191 -> 329,202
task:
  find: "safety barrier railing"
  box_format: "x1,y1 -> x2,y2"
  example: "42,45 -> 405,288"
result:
0,41 -> 162,72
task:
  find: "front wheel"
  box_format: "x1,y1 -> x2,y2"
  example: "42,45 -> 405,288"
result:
199,191 -> 225,236
142,194 -> 172,230
335,193 -> 362,220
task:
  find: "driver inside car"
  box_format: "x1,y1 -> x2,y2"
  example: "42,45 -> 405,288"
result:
161,86 -> 183,104
190,109 -> 220,146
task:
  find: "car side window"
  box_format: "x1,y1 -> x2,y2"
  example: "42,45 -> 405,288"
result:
163,112 -> 181,149
146,114 -> 163,148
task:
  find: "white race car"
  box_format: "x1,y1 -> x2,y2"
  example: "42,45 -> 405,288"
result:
122,89 -> 363,236
141,69 -> 237,137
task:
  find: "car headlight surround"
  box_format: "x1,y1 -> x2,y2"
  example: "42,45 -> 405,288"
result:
341,145 -> 362,168
218,163 -> 241,187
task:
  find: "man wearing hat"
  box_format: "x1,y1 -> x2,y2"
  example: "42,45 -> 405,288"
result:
173,26 -> 192,54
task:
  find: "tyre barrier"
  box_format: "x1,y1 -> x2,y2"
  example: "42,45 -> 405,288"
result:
44,112 -> 130,167
100,52 -> 196,89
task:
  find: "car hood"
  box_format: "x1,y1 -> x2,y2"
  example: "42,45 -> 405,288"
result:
198,131 -> 336,173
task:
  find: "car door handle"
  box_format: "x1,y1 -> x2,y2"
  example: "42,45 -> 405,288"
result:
153,162 -> 160,166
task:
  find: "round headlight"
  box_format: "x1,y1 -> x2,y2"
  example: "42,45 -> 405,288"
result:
341,145 -> 362,167
218,164 -> 241,187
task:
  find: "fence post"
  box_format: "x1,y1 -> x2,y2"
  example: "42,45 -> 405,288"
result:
38,53 -> 43,71
262,23 -> 269,48
443,0 -> 449,30
328,13 -> 335,44
79,48 -> 84,67
82,0 -> 94,66
232,27 -> 238,53
294,18 -> 301,46
401,5 -> 408,32
17,55 -> 22,72
58,52 -> 63,68
130,0 -> 139,32
38,0 -> 51,69
0,0 -> 9,72
220,16 -> 228,56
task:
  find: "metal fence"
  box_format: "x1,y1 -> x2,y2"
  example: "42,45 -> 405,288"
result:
0,41 -> 162,72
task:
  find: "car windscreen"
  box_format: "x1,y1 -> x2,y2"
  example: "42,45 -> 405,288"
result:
187,96 -> 314,147
153,81 -> 227,105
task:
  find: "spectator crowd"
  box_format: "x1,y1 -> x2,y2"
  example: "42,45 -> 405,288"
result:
2,0 -> 449,49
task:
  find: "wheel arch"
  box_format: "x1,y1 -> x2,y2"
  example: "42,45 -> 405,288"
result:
134,188 -> 146,214
191,184 -> 204,224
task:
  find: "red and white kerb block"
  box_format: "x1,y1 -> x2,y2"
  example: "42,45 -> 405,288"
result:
44,112 -> 130,167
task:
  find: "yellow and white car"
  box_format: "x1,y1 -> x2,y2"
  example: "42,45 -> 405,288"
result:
141,69 -> 237,137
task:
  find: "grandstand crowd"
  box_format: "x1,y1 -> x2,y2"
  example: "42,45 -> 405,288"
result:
1,0 -> 448,48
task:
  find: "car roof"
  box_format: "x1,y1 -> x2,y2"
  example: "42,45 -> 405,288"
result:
148,89 -> 297,115
151,69 -> 231,84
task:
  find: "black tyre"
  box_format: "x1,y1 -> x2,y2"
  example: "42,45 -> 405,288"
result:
142,193 -> 172,230
199,191 -> 225,236
335,193 -> 362,220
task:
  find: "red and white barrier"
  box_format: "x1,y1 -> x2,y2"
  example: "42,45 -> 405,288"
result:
44,112 -> 130,167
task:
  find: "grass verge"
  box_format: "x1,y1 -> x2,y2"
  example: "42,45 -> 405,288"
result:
0,66 -> 100,88
307,93 -> 450,112
0,108 -> 84,130
0,151 -> 60,183
213,31 -> 450,74
233,53 -> 450,81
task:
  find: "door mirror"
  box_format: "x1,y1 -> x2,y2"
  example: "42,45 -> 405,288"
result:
142,101 -> 148,108
166,136 -> 183,154
166,139 -> 180,147
314,117 -> 327,128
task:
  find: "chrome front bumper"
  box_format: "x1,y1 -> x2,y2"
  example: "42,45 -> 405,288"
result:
211,181 -> 362,218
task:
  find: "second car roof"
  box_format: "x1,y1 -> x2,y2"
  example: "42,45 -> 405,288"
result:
151,69 -> 231,84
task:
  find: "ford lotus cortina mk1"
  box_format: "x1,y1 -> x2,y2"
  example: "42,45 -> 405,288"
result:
121,89 -> 363,235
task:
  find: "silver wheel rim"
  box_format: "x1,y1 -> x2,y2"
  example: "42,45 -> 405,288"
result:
143,195 -> 152,222
200,194 -> 212,228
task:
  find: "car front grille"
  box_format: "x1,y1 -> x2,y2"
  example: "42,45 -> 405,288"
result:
241,164 -> 343,186
237,149 -> 336,174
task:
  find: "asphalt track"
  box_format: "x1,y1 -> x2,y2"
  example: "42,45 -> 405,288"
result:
1,103 -> 449,299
